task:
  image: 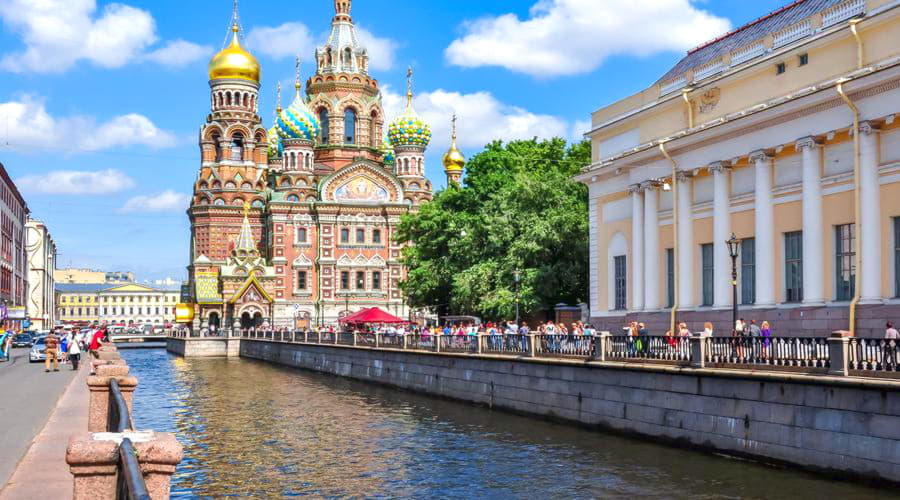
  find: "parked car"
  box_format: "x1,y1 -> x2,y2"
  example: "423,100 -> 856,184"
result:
12,333 -> 33,348
29,336 -> 47,362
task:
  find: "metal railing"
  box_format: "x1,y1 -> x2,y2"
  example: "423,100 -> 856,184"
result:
849,338 -> 899,372
109,379 -> 151,500
608,336 -> 691,363
705,336 -> 830,368
232,330 -> 900,378
537,335 -> 594,358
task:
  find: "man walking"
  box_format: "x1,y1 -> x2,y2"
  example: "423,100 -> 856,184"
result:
45,329 -> 60,372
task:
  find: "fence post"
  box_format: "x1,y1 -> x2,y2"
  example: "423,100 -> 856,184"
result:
401,334 -> 407,350
87,367 -> 138,433
528,333 -> 538,357
476,334 -> 483,354
828,330 -> 852,376
353,332 -> 358,347
435,334 -> 442,353
375,333 -> 380,348
690,332 -> 710,368
592,331 -> 610,361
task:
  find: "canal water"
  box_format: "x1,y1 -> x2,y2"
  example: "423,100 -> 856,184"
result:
121,349 -> 893,498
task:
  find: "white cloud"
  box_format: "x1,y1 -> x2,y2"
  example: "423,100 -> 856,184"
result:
17,169 -> 135,195
245,22 -> 398,71
445,0 -> 731,77
570,119 -> 592,141
381,86 -> 570,152
0,95 -> 176,152
144,40 -> 212,67
121,190 -> 190,213
0,0 -> 208,73
246,22 -> 315,60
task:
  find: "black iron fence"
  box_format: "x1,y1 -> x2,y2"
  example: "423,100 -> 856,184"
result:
109,379 -> 151,500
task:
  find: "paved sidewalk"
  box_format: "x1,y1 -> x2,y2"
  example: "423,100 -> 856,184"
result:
0,360 -> 89,500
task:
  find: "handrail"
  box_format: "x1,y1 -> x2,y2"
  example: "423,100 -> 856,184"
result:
108,379 -> 151,500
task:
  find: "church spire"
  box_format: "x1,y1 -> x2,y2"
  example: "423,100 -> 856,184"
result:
275,82 -> 282,114
442,114 -> 465,186
234,202 -> 258,257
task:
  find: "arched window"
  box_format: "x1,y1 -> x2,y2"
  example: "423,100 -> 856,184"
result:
225,182 -> 236,189
318,109 -> 329,144
231,133 -> 244,161
241,182 -> 252,190
226,92 -> 232,106
232,198 -> 244,207
214,198 -> 225,206
251,200 -> 264,208
344,47 -> 352,67
344,109 -> 356,144
212,134 -> 222,162
287,194 -> 300,203
280,179 -> 292,189
297,228 -> 308,243
243,94 -> 249,108
212,181 -> 222,189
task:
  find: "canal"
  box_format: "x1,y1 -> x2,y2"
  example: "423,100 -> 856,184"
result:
121,349 -> 892,498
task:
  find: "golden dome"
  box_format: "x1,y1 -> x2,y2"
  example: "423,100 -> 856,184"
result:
208,25 -> 260,83
442,115 -> 465,172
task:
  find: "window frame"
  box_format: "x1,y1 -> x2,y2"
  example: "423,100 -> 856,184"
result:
297,270 -> 308,291
665,248 -> 674,308
355,228 -> 365,244
701,243 -> 714,307
784,231 -> 803,303
372,271 -> 381,290
835,224 -> 856,301
741,238 -> 756,305
340,228 -> 350,244
340,271 -> 350,290
613,255 -> 627,311
355,271 -> 366,290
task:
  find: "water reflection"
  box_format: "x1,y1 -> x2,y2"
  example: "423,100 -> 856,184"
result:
122,350 -> 893,499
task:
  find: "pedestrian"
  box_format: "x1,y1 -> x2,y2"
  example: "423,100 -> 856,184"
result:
89,327 -> 104,374
703,322 -> 714,336
637,322 -> 649,355
760,321 -> 772,360
45,329 -> 60,372
68,330 -> 82,371
60,332 -> 69,365
885,321 -> 899,370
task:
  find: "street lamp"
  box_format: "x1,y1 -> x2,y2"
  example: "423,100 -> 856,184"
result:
726,233 -> 741,333
513,269 -> 521,325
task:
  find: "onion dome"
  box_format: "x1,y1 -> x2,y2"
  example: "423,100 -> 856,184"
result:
209,25 -> 260,83
387,67 -> 431,148
442,115 -> 465,173
267,125 -> 282,159
277,60 -> 320,142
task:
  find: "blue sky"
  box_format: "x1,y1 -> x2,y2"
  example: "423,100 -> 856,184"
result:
0,0 -> 791,281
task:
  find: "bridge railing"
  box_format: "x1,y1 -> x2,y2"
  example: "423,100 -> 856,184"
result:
227,329 -> 895,378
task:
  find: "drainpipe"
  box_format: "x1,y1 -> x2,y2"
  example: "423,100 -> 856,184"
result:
681,88 -> 694,129
849,18 -> 864,70
836,81 -> 861,337
659,142 -> 678,336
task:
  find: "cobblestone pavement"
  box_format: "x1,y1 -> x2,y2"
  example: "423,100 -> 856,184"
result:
0,349 -> 76,489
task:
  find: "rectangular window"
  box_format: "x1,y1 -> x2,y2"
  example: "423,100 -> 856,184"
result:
372,271 -> 381,290
356,271 -> 366,290
895,218 -> 900,297
785,231 -> 803,303
776,62 -> 786,74
373,229 -> 381,245
340,228 -> 350,244
297,227 -> 307,244
702,243 -> 714,306
613,255 -> 627,311
297,270 -> 308,290
665,248 -> 674,308
799,53 -> 808,66
741,238 -> 756,305
836,224 -> 856,301
340,271 -> 349,290
356,228 -> 365,243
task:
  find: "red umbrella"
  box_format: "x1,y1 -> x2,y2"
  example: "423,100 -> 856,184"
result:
339,307 -> 408,324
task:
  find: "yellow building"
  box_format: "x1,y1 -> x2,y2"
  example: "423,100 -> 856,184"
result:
56,283 -> 180,326
57,268 -> 134,284
578,0 -> 900,337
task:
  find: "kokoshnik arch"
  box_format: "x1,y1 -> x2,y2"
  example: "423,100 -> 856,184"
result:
187,0 -> 467,331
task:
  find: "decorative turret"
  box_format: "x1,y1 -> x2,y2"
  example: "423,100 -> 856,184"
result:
317,0 -> 368,75
208,1 -> 260,118
276,57 -> 319,172
442,114 -> 465,186
388,67 -> 432,151
267,83 -> 283,163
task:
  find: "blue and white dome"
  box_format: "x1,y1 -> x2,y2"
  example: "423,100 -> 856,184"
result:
276,87 -> 319,142
267,124 -> 282,158
388,105 -> 431,148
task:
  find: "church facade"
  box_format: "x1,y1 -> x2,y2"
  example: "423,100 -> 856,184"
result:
187,1 -> 465,331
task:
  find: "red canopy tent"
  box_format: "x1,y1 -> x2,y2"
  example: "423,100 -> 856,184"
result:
339,307 -> 408,325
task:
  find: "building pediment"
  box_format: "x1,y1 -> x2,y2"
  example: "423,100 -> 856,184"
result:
227,274 -> 274,305
319,161 -> 404,204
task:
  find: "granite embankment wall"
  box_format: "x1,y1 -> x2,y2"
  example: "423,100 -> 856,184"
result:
240,339 -> 900,484
166,337 -> 241,357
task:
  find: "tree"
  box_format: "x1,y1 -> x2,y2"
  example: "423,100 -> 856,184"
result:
395,138 -> 590,321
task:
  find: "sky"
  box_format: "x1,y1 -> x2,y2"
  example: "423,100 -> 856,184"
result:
0,0 -> 793,282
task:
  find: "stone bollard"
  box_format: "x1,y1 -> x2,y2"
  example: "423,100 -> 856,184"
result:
476,334 -> 483,354
528,333 -> 538,357
690,332 -> 711,368
828,330 -> 852,376
67,431 -> 183,500
87,367 -> 139,432
375,333 -> 380,348
435,334 -> 441,353
592,332 -> 611,361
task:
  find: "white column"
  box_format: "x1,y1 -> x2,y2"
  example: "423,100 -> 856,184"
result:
644,182 -> 660,310
859,122 -> 882,303
798,137 -> 825,305
676,172 -> 694,308
629,185 -> 644,311
750,151 -> 775,306
711,162 -> 732,308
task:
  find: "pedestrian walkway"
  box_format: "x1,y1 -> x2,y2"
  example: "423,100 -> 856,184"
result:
0,361 -> 89,500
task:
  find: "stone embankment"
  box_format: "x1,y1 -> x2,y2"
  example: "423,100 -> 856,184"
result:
65,344 -> 183,499
239,337 -> 900,485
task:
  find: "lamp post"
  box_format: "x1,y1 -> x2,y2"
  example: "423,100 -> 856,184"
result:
513,269 -> 521,325
726,233 -> 741,333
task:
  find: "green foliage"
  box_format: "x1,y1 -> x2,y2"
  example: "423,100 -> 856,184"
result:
395,137 -> 590,320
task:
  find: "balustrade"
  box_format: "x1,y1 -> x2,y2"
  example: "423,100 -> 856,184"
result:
849,338 -> 899,372
705,336 -> 830,368
608,335 -> 691,363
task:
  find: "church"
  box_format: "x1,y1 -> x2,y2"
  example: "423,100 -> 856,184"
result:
187,0 -> 466,331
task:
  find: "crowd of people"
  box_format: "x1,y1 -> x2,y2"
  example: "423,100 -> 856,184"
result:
41,325 -> 107,373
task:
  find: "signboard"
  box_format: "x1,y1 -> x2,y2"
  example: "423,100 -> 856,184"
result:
7,307 -> 26,320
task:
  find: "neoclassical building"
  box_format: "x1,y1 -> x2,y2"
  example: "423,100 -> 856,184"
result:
187,1 -> 465,330
25,218 -> 56,330
578,0 -> 900,337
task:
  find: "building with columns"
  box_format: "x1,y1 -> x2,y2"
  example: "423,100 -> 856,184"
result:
25,218 -> 56,330
187,1 -> 466,331
578,0 -> 900,337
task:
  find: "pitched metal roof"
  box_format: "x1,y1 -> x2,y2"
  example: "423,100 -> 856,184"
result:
56,283 -> 111,293
658,0 -> 846,83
